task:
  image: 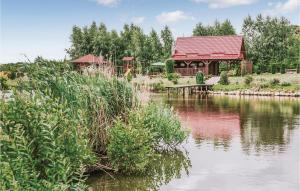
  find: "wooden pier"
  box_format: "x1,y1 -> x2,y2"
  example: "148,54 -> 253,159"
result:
165,84 -> 213,97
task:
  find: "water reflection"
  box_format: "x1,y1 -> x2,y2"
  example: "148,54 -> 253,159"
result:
87,150 -> 191,191
88,95 -> 300,191
164,95 -> 300,153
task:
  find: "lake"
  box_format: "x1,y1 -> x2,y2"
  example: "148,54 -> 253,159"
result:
88,94 -> 300,191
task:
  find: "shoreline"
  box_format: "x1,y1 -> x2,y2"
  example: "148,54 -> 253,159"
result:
208,90 -> 300,97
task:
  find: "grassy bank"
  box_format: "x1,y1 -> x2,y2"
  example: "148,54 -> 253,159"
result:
132,73 -> 300,93
213,73 -> 300,92
0,59 -> 186,190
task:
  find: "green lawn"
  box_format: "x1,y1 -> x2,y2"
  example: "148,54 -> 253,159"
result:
132,73 -> 300,92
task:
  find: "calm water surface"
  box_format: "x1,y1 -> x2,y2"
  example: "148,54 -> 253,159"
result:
88,95 -> 300,191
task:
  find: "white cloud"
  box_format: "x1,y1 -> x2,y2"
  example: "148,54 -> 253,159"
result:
263,0 -> 300,16
191,0 -> 257,8
131,16 -> 145,24
93,0 -> 120,6
156,10 -> 194,24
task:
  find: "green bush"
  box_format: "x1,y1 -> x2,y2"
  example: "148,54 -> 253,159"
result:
107,103 -> 186,173
244,75 -> 253,85
281,82 -> 291,86
167,73 -> 180,82
142,103 -> 186,148
297,64 -> 300,73
196,71 -> 205,84
107,119 -> 154,174
219,71 -> 229,85
165,60 -> 174,74
1,94 -> 95,190
151,81 -> 165,92
271,64 -> 277,74
270,78 -> 280,86
254,64 -> 261,74
280,64 -> 286,74
0,76 -> 9,90
1,59 -> 137,189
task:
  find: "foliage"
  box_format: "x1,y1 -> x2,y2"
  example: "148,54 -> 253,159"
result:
142,103 -> 186,148
242,15 -> 299,71
150,81 -> 165,92
219,71 -> 229,85
244,75 -> 253,85
193,19 -> 236,36
107,103 -> 186,173
1,93 -> 94,190
107,119 -> 154,174
167,73 -> 180,84
281,82 -> 291,86
0,76 -> 9,90
270,78 -> 280,86
161,26 -> 174,59
280,64 -> 286,74
271,64 -> 277,74
0,58 -> 138,189
165,59 -> 174,74
68,22 -> 173,72
196,71 -> 205,84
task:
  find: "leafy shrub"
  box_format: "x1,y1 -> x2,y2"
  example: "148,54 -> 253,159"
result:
297,64 -> 300,73
107,119 -> 154,174
219,71 -> 229,85
1,94 -> 95,190
167,73 -> 180,82
0,76 -> 9,90
281,82 -> 291,86
280,64 -> 286,74
196,71 -> 205,84
271,64 -> 277,74
142,103 -> 186,148
254,64 -> 261,74
165,60 -> 174,74
227,69 -> 236,76
151,81 -> 165,92
244,75 -> 253,85
107,103 -> 186,173
270,78 -> 280,86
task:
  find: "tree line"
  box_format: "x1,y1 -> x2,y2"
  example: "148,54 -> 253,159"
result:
67,22 -> 173,71
60,16 -> 300,73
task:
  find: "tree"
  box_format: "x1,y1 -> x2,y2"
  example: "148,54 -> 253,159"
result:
193,19 -> 236,36
149,29 -> 163,62
219,19 -> 236,35
161,26 -> 173,60
242,14 -> 293,72
68,26 -> 83,58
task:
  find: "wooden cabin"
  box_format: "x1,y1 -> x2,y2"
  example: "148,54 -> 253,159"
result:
71,54 -> 114,74
172,35 -> 252,76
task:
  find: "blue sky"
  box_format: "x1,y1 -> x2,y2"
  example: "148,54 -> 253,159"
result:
1,0 -> 299,63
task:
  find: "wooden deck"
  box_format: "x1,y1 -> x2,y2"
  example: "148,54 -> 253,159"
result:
165,84 -> 213,97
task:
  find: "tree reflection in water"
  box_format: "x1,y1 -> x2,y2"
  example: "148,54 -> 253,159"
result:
164,95 -> 300,153
87,149 -> 191,191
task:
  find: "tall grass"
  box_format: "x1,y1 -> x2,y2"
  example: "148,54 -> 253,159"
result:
1,58 -> 187,189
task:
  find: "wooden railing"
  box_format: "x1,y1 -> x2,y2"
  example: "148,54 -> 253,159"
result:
174,68 -> 205,76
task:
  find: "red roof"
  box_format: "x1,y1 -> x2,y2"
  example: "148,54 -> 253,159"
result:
172,36 -> 245,61
122,56 -> 134,61
71,54 -> 106,64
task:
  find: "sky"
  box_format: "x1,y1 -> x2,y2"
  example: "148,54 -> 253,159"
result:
1,0 -> 299,63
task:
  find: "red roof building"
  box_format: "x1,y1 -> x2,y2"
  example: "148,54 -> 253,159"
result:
72,54 -> 107,65
71,54 -> 114,74
172,35 -> 250,76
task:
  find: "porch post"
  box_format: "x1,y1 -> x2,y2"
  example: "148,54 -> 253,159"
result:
203,61 -> 211,75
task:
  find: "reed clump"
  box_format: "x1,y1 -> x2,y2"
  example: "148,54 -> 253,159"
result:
1,58 -> 186,189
